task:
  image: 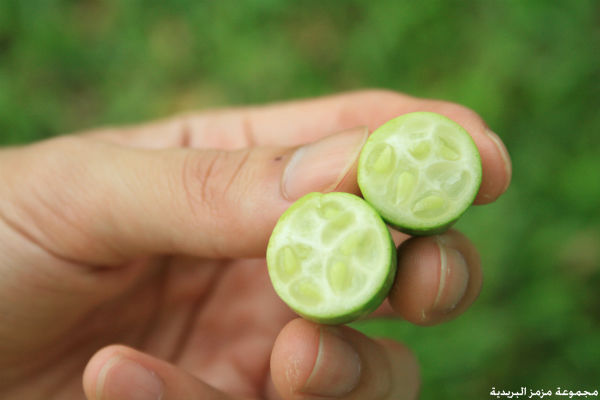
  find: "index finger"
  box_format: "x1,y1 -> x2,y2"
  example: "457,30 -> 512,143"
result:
84,89 -> 511,204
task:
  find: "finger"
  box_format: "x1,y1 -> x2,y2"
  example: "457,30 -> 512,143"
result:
386,229 -> 483,326
1,127 -> 367,265
84,90 -> 511,203
83,345 -> 235,400
271,318 -> 419,400
81,91 -> 419,150
234,90 -> 512,205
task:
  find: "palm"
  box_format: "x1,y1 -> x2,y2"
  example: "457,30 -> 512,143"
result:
1,254 -> 293,399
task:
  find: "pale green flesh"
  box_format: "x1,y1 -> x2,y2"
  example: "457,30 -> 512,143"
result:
358,112 -> 482,234
267,192 -> 396,324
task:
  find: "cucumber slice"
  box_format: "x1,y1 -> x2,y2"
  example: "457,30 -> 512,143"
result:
357,112 -> 482,235
267,192 -> 397,324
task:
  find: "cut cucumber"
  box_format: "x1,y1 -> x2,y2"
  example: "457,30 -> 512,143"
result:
267,192 -> 396,324
357,112 -> 482,235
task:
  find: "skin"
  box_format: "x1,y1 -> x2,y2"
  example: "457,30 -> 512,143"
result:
0,90 -> 511,400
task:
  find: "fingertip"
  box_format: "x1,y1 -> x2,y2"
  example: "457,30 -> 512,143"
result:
83,345 -> 231,400
83,345 -> 125,400
83,345 -> 164,400
272,319 -> 421,399
417,101 -> 511,204
389,236 -> 448,325
473,128 -> 512,204
377,339 -> 420,400
271,318 -> 321,396
389,230 -> 482,326
272,319 -> 365,398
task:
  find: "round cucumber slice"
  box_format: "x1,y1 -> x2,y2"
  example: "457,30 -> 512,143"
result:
267,192 -> 397,325
357,112 -> 482,235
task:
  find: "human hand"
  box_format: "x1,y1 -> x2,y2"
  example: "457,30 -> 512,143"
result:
0,90 -> 511,399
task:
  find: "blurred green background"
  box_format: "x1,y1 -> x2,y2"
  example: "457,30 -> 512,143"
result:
1,0 -> 599,397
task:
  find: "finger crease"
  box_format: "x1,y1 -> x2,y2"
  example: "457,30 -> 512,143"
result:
223,149 -> 251,195
0,207 -> 87,270
241,114 -> 256,147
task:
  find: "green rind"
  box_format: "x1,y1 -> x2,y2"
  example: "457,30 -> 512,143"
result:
357,112 -> 482,235
266,192 -> 397,325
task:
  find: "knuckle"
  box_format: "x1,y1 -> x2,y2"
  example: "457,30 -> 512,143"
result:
2,136 -> 110,260
181,150 -> 224,220
181,149 -> 252,222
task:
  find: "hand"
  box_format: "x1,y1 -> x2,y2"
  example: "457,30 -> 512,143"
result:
0,90 -> 511,399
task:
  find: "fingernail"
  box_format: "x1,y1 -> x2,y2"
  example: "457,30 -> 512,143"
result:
485,129 -> 512,194
282,126 -> 368,201
97,356 -> 164,400
433,236 -> 469,314
301,327 -> 362,397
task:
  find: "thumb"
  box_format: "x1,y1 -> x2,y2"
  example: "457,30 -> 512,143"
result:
83,345 -> 234,400
0,127 -> 367,265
